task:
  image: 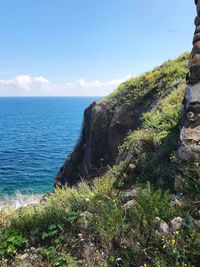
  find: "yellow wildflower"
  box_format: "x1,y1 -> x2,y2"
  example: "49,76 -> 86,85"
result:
171,239 -> 176,245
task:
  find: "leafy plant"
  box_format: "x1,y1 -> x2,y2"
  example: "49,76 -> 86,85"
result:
0,229 -> 27,257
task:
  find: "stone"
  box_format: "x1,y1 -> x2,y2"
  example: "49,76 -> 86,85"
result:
194,220 -> 200,231
180,125 -> 200,142
178,143 -> 193,161
115,258 -> 123,266
171,197 -> 182,208
185,83 -> 200,108
159,222 -> 170,233
191,41 -> 200,57
169,217 -> 183,232
123,188 -> 138,199
155,217 -> 170,233
123,199 -> 137,213
195,25 -> 200,35
193,33 -> 200,44
80,211 -> 92,229
189,54 -> 200,83
195,16 -> 200,27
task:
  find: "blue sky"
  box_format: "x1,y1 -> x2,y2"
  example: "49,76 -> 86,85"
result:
0,0 -> 196,96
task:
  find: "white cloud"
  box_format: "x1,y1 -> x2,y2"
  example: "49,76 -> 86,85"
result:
0,74 -> 131,96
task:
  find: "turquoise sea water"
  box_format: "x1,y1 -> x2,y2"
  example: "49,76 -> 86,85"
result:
0,97 -> 100,197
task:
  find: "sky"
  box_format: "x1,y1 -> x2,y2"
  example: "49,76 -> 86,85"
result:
0,0 -> 196,96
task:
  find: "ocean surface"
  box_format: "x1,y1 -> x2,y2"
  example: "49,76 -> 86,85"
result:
0,97 -> 100,201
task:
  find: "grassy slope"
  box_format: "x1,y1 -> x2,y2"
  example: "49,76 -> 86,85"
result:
2,53 -> 200,267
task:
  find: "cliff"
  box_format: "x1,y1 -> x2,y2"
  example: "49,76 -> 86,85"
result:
2,2 -> 200,265
55,53 -> 189,187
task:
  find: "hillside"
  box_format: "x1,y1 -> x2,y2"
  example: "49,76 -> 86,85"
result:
55,53 -> 189,188
2,53 -> 200,267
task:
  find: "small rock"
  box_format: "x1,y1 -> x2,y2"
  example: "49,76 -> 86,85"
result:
78,233 -> 83,239
115,257 -> 123,266
30,246 -> 36,252
169,217 -> 183,232
80,211 -> 92,229
159,221 -> 170,233
123,199 -> 137,213
194,220 -> 200,231
155,217 -> 170,233
123,189 -> 138,199
170,198 -> 182,208
178,143 -> 193,161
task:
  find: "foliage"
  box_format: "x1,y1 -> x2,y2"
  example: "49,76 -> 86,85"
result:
106,53 -> 189,109
40,247 -> 78,267
0,229 -> 27,258
90,194 -> 124,244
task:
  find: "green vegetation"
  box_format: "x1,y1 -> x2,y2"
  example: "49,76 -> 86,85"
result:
2,53 -> 200,266
106,52 -> 188,110
114,80 -> 185,189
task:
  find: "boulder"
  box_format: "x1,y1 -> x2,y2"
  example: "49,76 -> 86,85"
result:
178,143 -> 193,161
155,217 -> 170,234
185,83 -> 200,108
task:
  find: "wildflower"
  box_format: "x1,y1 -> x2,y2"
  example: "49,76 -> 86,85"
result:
171,239 -> 176,245
175,231 -> 179,235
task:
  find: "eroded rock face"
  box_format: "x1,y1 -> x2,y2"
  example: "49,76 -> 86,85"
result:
178,0 -> 200,160
55,98 -> 149,186
55,82 -> 163,186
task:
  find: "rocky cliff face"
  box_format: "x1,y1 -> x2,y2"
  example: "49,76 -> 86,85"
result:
55,89 -> 157,186
178,0 -> 200,161
55,54 -> 188,187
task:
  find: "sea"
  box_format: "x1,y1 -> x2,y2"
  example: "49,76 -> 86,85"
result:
0,97 -> 100,207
